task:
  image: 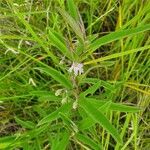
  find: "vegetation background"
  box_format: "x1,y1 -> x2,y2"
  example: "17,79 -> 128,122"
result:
0,0 -> 150,149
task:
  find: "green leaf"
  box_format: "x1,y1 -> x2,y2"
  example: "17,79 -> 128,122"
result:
79,101 -> 112,130
76,133 -> 102,150
56,132 -> 70,150
88,24 -> 150,54
35,67 -> 72,89
85,45 -> 150,65
0,136 -> 16,149
30,90 -> 61,101
15,117 -> 35,129
13,10 -> 58,64
48,29 -> 72,59
59,112 -> 78,133
85,98 -> 141,113
80,78 -> 116,93
57,8 -> 84,41
78,98 -> 140,130
37,103 -> 71,126
79,98 -> 122,144
67,0 -> 79,21
52,131 -> 70,150
80,81 -> 101,97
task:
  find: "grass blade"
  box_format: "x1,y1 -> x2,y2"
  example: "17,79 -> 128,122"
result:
85,45 -> 150,65
12,9 -> 58,63
88,24 -> 150,54
67,0 -> 79,21
15,117 -> 35,129
76,133 -> 102,150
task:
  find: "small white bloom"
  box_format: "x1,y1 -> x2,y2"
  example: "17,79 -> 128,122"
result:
69,62 -> 84,76
55,89 -> 63,96
73,100 -> 78,109
29,78 -> 36,87
59,56 -> 65,65
5,48 -> 19,55
61,97 -> 67,104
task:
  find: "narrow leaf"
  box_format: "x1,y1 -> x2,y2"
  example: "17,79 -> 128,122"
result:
76,133 -> 102,150
57,8 -> 84,41
59,112 -> 78,133
35,67 -> 72,89
67,0 -> 79,20
79,101 -> 112,130
88,24 -> 150,54
53,131 -> 70,150
15,117 -> 35,129
14,10 -> 58,63
85,45 -> 150,65
48,29 -> 72,59
37,103 -> 71,126
30,90 -> 61,101
79,99 -> 122,144
80,81 -> 101,97
78,96 -> 141,130
85,98 -> 141,113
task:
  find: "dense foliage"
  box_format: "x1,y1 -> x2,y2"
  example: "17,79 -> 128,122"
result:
0,0 -> 150,149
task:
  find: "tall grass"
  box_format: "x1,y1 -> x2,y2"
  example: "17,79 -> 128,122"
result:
0,0 -> 150,149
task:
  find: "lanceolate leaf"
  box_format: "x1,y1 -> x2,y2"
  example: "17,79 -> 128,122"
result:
67,0 -> 79,21
37,103 -> 72,126
15,117 -> 35,129
76,133 -> 102,150
80,81 -> 101,97
85,45 -> 150,65
30,90 -> 61,101
84,98 -> 141,113
59,112 -> 78,133
78,98 -> 140,130
48,29 -> 72,59
57,8 -> 84,41
88,24 -> 150,54
79,101 -> 112,130
79,98 -> 122,144
35,67 -> 72,89
54,131 -> 70,150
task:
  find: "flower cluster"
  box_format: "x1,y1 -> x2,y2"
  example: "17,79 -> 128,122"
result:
68,62 -> 84,76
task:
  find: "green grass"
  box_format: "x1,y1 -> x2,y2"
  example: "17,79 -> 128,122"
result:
0,0 -> 150,149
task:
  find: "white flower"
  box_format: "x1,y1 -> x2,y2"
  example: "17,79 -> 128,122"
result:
61,97 -> 67,104
59,56 -> 65,65
55,89 -> 63,96
29,78 -> 36,87
68,62 -> 84,76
